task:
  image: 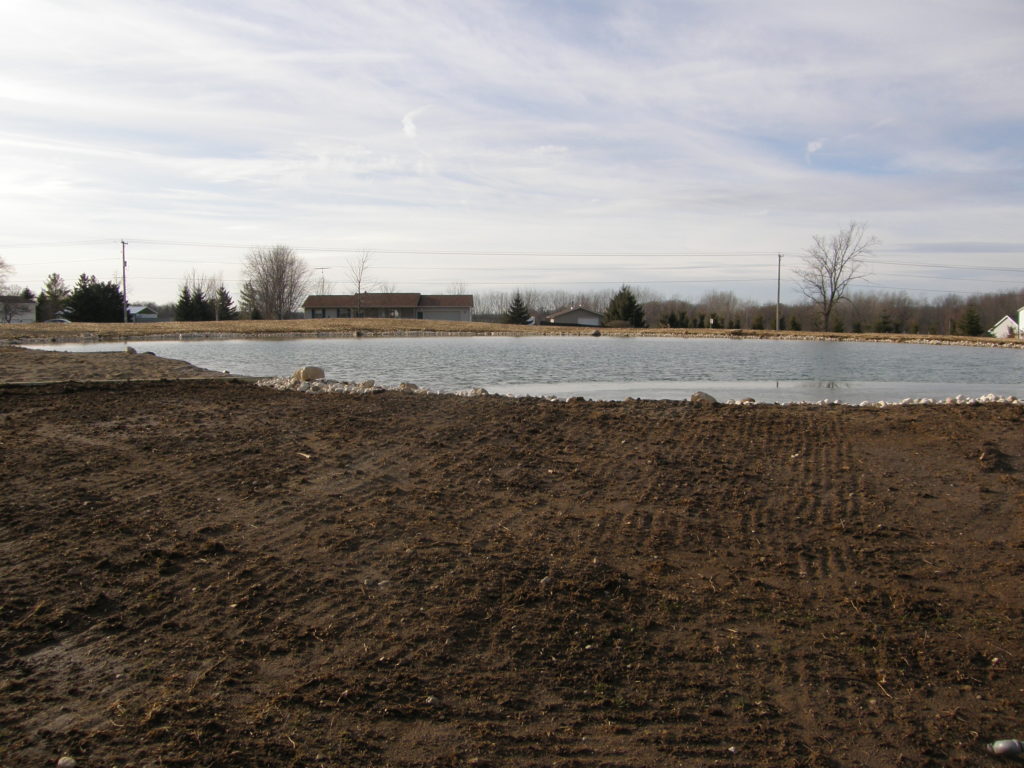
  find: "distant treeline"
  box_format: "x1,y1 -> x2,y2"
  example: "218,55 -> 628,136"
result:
133,285 -> 1024,335
472,287 -> 1024,335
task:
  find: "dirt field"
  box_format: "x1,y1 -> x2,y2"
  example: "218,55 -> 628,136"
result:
2,346 -> 1023,767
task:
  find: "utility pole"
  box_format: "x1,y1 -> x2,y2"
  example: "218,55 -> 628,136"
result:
776,253 -> 782,331
121,240 -> 128,324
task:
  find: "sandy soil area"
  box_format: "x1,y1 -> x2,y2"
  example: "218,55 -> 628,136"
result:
2,346 -> 1023,767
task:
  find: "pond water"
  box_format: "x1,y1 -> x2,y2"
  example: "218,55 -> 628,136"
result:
27,335 -> 1024,403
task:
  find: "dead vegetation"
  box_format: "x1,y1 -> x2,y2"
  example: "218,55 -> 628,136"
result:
3,316 -> 1022,348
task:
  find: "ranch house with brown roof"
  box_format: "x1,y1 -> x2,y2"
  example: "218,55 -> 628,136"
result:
303,293 -> 474,322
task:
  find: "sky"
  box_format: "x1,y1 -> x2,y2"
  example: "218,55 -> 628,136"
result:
1,0 -> 1022,307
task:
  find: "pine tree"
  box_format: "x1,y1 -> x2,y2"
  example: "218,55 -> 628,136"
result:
604,285 -> 645,328
37,272 -> 71,321
191,287 -> 214,321
239,281 -> 262,319
65,274 -> 125,323
503,291 -> 531,324
958,306 -> 983,336
216,286 -> 239,320
175,286 -> 194,321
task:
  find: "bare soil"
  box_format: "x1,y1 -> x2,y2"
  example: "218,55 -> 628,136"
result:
2,346 -> 1023,767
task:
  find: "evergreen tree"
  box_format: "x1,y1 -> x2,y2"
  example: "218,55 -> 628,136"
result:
191,287 -> 214,321
503,291 -> 531,324
175,286 -> 195,321
37,272 -> 71,321
752,315 -> 765,330
604,285 -> 645,327
215,286 -> 239,320
659,310 -> 688,328
958,306 -> 983,336
239,281 -> 262,319
873,312 -> 895,334
788,316 -> 802,331
64,274 -> 125,323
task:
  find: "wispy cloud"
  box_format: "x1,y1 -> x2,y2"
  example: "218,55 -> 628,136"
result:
0,0 -> 1021,301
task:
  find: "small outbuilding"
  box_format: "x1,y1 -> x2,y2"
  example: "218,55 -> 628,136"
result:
128,305 -> 159,323
0,295 -> 37,324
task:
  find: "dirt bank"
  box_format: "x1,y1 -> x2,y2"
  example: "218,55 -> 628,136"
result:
1,348 -> 1023,767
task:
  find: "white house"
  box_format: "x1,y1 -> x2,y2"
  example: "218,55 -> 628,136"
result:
128,305 -> 159,323
988,305 -> 1024,338
0,295 -> 37,324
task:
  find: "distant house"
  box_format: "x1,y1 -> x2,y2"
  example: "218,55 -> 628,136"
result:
303,293 -> 474,322
543,305 -> 603,327
989,306 -> 1024,338
0,295 -> 37,324
128,305 -> 159,323
989,315 -> 1019,339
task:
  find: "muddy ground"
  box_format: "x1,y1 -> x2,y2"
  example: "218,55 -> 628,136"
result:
1,346 -> 1023,767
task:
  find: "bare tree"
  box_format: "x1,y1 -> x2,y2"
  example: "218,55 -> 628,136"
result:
311,267 -> 333,296
346,251 -> 374,294
447,281 -> 468,295
0,256 -> 11,293
795,222 -> 878,331
346,251 -> 376,313
243,245 -> 312,320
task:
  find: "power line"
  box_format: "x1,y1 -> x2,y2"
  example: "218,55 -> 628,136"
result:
8,236 -> 1021,274
0,238 -> 115,249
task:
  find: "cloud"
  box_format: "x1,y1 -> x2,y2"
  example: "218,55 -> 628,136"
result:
0,0 -> 1022,303
805,139 -> 826,163
402,108 -> 426,139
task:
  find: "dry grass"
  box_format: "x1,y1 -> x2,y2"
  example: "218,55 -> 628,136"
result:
2,317 -> 1021,348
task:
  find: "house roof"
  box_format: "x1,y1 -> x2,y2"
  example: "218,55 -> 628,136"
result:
988,315 -> 1019,331
304,293 -> 473,309
418,294 -> 474,308
0,295 -> 36,303
547,305 -> 601,320
305,293 -> 420,309
128,305 -> 156,314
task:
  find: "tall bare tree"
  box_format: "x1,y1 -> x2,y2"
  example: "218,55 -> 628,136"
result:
346,251 -> 376,313
795,222 -> 878,331
0,256 -> 11,293
243,245 -> 312,320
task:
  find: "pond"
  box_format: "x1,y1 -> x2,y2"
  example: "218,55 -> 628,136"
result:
27,335 -> 1024,404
